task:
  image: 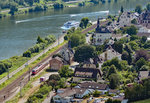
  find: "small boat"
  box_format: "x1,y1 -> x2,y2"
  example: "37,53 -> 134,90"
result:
61,21 -> 79,30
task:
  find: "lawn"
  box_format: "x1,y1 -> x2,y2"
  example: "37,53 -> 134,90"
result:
133,99 -> 150,103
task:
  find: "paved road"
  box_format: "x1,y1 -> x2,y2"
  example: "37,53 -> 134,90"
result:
0,35 -> 64,85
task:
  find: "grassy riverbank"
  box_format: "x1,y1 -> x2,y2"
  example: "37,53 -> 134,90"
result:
0,0 -> 97,19
0,40 -> 67,91
0,35 -> 56,80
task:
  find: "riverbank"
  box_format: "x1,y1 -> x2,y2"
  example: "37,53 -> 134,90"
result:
0,0 -> 94,19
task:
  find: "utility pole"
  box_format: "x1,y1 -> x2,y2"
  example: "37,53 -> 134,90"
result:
20,80 -> 22,97
28,67 -> 30,81
7,68 -> 9,79
58,34 -> 60,46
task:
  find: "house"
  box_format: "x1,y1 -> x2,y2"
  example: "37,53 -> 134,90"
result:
138,71 -> 150,81
118,12 -> 138,27
113,96 -> 128,103
73,67 -> 103,82
53,88 -> 91,103
53,88 -> 76,103
75,82 -> 109,94
108,89 -> 120,95
49,57 -> 63,71
99,46 -> 121,61
59,46 -> 74,64
93,18 -> 112,45
137,10 -> 150,29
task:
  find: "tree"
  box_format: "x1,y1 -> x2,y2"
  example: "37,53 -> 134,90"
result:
74,44 -> 96,63
135,50 -> 150,62
141,36 -> 147,43
70,32 -> 85,48
107,65 -> 117,77
37,36 -> 45,44
23,50 -> 31,57
130,35 -> 139,41
136,57 -> 146,69
79,17 -> 89,28
49,74 -> 60,81
127,53 -> 132,65
58,65 -> 73,77
109,74 -> 120,89
121,51 -> 129,61
48,74 -> 60,89
126,25 -> 137,35
93,90 -> 101,97
113,41 -> 123,54
25,0 -> 34,6
147,3 -> 150,11
9,3 -> 18,15
135,5 -> 142,14
121,6 -> 124,13
58,78 -> 66,88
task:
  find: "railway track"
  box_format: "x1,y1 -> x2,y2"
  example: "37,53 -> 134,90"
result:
0,20 -> 107,102
0,43 -> 67,102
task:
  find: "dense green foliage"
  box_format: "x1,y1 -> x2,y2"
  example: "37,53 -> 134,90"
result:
27,85 -> 52,103
79,17 -> 90,29
74,44 -> 96,63
105,98 -> 121,103
23,35 -> 56,57
125,79 -> 150,102
69,31 -> 85,48
135,5 -> 142,14
58,65 -> 73,77
0,60 -> 12,75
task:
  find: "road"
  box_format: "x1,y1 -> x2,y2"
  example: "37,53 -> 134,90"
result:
0,35 -> 64,85
0,35 -> 65,103
0,18 -> 107,103
18,72 -> 58,103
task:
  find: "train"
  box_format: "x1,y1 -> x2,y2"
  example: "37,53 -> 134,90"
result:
32,64 -> 45,75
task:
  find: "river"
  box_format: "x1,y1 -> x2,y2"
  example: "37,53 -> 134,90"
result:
0,0 -> 150,60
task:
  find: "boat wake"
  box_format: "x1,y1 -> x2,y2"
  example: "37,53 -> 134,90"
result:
70,10 -> 109,17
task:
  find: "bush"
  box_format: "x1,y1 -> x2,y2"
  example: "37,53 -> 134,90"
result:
93,90 -> 101,97
23,50 -> 31,57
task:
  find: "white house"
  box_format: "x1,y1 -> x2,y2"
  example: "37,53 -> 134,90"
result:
53,88 -> 91,103
93,18 -> 112,45
75,82 -> 109,94
99,46 -> 121,61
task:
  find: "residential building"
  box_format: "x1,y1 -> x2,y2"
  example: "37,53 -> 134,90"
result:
53,88 -> 91,103
109,89 -> 120,95
73,67 -> 103,82
49,57 -> 63,71
93,18 -> 112,45
137,10 -> 150,29
138,71 -> 150,81
75,81 -> 109,94
119,12 -> 138,27
99,46 -> 121,61
59,46 -> 74,64
113,96 -> 128,103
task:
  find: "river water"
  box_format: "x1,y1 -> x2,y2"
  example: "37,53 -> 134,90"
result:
0,0 -> 150,60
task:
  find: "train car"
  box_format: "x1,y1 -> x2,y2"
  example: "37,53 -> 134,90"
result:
32,64 -> 43,75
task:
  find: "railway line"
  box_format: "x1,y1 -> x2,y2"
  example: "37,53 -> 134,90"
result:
0,19 -> 107,102
0,41 -> 67,102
